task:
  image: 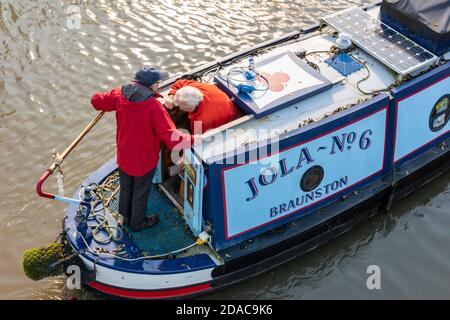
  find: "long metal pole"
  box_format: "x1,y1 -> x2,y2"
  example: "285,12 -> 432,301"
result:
37,111 -> 106,200
49,111 -> 106,172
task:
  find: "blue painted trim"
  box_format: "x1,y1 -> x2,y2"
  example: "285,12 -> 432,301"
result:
206,94 -> 390,165
392,62 -> 450,168
206,94 -> 391,250
392,63 -> 450,100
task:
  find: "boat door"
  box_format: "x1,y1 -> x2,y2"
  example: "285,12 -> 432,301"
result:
183,149 -> 204,236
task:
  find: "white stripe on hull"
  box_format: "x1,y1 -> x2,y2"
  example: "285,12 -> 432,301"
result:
79,256 -> 214,290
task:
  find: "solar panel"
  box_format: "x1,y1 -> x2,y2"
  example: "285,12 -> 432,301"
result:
322,7 -> 438,75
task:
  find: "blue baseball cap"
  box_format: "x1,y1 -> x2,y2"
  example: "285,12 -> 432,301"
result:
134,66 -> 169,87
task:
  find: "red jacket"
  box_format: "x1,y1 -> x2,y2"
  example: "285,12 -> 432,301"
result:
91,86 -> 192,177
169,80 -> 240,134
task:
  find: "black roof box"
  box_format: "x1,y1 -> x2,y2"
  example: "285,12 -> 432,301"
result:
380,0 -> 450,56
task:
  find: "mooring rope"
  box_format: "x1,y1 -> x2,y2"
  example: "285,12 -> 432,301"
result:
79,232 -> 203,262
77,174 -> 124,244
74,171 -> 208,260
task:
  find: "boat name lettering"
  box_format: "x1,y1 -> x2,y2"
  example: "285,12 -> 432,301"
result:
244,129 -> 373,201
269,175 -> 348,219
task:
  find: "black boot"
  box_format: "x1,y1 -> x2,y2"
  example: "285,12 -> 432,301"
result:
131,215 -> 159,232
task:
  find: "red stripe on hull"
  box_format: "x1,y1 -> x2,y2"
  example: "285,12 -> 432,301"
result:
88,281 -> 212,299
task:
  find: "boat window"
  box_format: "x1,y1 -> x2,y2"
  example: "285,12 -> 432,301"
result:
300,165 -> 324,192
186,178 -> 194,207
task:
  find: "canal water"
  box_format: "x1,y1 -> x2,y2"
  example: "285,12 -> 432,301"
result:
0,0 -> 449,299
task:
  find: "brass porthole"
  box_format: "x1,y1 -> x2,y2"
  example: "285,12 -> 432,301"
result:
300,165 -> 324,192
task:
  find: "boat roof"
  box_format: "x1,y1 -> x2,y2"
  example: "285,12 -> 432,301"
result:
160,6 -> 433,163
191,6 -> 401,163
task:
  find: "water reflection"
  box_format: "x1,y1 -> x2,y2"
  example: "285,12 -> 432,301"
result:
1,0 -> 449,300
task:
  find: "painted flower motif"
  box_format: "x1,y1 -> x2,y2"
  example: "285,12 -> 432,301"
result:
259,72 -> 290,92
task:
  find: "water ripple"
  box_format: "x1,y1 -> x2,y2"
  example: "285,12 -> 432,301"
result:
2,0 -> 449,300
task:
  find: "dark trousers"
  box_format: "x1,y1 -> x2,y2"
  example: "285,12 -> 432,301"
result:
118,168 -> 155,228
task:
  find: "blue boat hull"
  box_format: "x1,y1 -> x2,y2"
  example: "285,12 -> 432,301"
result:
60,0 -> 449,297
68,137 -> 449,299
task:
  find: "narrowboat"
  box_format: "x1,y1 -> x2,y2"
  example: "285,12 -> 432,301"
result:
30,0 -> 450,299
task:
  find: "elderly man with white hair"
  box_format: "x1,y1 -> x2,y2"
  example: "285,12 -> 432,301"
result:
164,80 -> 240,134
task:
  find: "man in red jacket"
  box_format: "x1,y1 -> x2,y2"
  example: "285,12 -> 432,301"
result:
91,67 -> 192,232
164,80 -> 240,134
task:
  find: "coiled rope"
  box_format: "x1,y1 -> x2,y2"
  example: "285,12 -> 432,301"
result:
78,171 -> 207,260
79,172 -> 124,244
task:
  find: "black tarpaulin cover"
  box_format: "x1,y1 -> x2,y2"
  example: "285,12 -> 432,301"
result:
380,0 -> 450,56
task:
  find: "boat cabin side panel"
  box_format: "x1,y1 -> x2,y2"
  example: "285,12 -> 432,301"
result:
204,94 -> 391,251
392,63 -> 450,167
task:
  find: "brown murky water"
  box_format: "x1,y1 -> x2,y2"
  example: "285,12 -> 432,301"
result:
0,0 -> 449,300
